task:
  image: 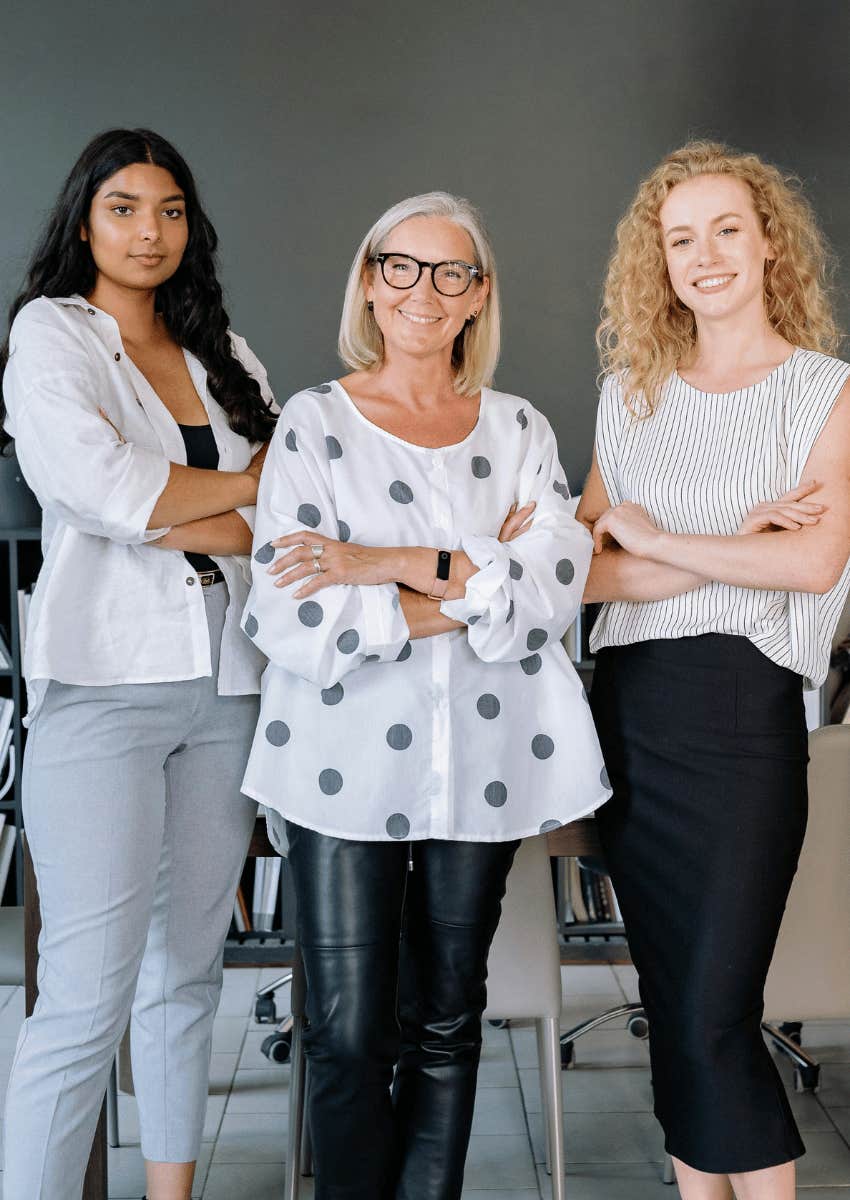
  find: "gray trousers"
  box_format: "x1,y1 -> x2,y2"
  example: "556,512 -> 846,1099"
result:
3,583 -> 258,1198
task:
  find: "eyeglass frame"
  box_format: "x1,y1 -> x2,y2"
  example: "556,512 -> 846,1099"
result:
367,252 -> 484,297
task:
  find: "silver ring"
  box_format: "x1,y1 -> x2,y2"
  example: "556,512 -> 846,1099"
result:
311,544 -> 324,559
312,560 -> 323,575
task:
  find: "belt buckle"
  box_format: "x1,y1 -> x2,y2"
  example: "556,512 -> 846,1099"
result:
198,570 -> 217,588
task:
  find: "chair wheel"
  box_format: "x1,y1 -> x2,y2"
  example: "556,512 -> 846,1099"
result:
254,994 -> 278,1024
261,1030 -> 293,1063
794,1064 -> 820,1093
627,1014 -> 649,1040
487,1019 -> 509,1029
560,1040 -> 575,1069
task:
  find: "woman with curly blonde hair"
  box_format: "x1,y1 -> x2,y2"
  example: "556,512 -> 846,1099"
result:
577,141 -> 850,1199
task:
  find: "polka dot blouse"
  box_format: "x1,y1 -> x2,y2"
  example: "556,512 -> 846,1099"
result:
241,381 -> 611,844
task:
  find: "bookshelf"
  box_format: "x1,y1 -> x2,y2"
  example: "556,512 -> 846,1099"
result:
0,528 -> 41,903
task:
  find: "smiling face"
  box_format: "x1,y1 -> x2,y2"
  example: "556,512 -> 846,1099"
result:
81,162 -> 189,292
660,173 -> 774,325
364,215 -> 489,366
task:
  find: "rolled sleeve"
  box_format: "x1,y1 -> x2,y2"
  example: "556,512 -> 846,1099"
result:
441,414 -> 592,662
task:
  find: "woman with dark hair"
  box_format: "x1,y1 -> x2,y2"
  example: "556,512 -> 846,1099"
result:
1,128 -> 275,1200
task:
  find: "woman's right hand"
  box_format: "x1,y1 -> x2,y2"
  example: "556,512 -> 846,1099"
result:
737,481 -> 826,534
245,442 -> 270,487
498,501 -> 535,542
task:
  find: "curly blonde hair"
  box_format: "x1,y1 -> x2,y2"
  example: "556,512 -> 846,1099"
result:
597,140 -> 842,415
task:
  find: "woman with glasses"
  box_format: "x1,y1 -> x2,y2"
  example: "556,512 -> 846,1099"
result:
578,142 -> 850,1200
1,128 -> 274,1200
240,191 -> 609,1198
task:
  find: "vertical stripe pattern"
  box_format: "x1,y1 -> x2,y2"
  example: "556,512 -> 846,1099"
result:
590,349 -> 850,688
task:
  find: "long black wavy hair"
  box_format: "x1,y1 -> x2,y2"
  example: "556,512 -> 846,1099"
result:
0,127 -> 276,453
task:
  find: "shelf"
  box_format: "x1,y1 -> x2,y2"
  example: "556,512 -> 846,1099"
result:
0,528 -> 40,541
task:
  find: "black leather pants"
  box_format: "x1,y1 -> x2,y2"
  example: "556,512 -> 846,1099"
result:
286,822 -> 520,1200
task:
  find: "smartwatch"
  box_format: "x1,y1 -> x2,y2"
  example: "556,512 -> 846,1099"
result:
427,549 -> 452,600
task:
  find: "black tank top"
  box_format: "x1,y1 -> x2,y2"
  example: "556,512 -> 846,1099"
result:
178,423 -> 219,575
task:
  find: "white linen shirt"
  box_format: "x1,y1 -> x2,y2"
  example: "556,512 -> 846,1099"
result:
3,295 -> 274,723
241,381 -> 611,843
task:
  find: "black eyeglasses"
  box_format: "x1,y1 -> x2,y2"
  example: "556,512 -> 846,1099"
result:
369,252 -> 483,297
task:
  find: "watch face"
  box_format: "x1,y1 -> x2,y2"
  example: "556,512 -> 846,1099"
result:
437,550 -> 451,580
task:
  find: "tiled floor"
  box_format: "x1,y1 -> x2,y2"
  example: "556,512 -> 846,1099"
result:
0,964 -> 849,1197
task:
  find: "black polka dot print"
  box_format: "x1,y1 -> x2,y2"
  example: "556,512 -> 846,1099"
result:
285,428 -> 297,451
244,614 -> 258,638
338,520 -> 351,543
297,503 -> 321,528
298,601 -> 323,627
321,683 -> 344,705
520,653 -> 541,675
386,813 -> 410,838
477,694 -> 501,719
337,629 -> 360,654
390,481 -> 414,504
386,724 -> 413,750
555,559 -> 575,585
527,628 -> 548,651
326,435 -> 343,460
509,558 -> 523,580
485,781 -> 508,807
254,542 -> 275,564
471,456 -> 491,479
265,720 -> 290,747
319,768 -> 343,794
532,734 -> 554,759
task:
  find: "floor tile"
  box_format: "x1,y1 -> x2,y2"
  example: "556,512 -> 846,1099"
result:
461,1192 -> 539,1199
201,1161 -> 289,1199
211,1113 -> 287,1164
527,1110 -> 664,1165
560,966 -> 621,998
226,1068 -> 291,1115
238,1029 -> 281,1071
211,1015 -> 249,1054
208,1052 -> 239,1095
536,1161 -> 675,1199
611,965 -> 641,1004
817,1064 -> 850,1107
463,1135 -> 538,1190
471,1086 -> 528,1136
825,1106 -> 850,1142
519,1065 -> 653,1115
796,1131 -> 850,1187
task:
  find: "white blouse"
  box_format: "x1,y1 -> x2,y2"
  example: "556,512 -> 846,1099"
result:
590,350 -> 850,688
3,295 -> 274,722
241,381 -> 611,845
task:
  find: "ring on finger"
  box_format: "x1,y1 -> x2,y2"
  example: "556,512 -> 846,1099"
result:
310,544 -> 324,559
312,560 -> 324,575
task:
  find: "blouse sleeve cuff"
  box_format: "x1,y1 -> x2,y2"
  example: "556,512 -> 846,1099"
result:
359,582 -> 411,660
440,534 -> 509,625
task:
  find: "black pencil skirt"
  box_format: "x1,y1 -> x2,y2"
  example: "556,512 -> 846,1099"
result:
591,634 -> 808,1174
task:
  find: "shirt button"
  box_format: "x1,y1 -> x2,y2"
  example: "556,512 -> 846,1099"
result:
114,352 -> 121,361
186,577 -> 195,586
87,307 -> 95,316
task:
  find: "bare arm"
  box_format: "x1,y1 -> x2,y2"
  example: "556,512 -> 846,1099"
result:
152,510 -> 253,555
398,587 -> 465,639
592,383 -> 850,595
146,443 -> 269,530
576,452 -> 707,603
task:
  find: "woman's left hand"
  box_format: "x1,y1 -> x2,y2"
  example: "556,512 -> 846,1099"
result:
267,530 -> 395,598
591,502 -> 662,559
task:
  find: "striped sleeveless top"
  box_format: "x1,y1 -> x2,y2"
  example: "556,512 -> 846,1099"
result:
589,349 -> 850,689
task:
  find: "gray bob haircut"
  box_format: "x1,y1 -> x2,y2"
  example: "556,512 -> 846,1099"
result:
338,191 -> 500,395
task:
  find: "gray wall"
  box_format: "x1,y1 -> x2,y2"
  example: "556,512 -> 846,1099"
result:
2,0 -> 847,487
